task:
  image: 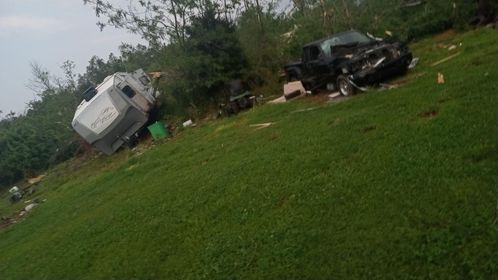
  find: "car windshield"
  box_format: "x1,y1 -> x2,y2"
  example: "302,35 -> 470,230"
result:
320,31 -> 372,57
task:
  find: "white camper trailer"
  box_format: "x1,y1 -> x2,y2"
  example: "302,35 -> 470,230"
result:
72,69 -> 157,155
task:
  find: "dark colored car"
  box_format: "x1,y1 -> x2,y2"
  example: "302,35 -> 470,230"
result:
219,80 -> 254,116
284,30 -> 413,96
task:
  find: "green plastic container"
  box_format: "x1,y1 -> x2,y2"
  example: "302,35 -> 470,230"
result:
147,121 -> 169,140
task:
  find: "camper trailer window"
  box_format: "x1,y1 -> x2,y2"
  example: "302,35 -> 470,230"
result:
139,76 -> 149,86
82,87 -> 97,102
122,85 -> 136,98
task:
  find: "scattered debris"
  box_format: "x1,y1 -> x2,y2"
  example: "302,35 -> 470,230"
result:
379,83 -> 400,90
182,119 -> 194,127
269,81 -> 306,104
418,109 -> 439,119
431,52 -> 461,67
147,121 -> 170,139
447,44 -> 457,51
434,29 -> 457,42
9,186 -> 19,194
9,186 -> 23,203
385,30 -> 393,37
249,123 -> 273,130
269,96 -> 287,104
291,107 -> 319,113
27,174 -> 46,185
284,81 -> 306,100
148,71 -> 164,79
25,203 -> 38,212
437,72 -> 445,84
408,57 -> 419,69
0,217 -> 16,229
367,32 -> 383,41
285,90 -> 302,100
328,92 -> 341,100
281,24 -> 300,41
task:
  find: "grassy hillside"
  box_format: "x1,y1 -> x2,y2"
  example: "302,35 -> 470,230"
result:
0,28 -> 496,279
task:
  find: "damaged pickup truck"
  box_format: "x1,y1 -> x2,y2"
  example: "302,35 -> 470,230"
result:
284,30 -> 413,96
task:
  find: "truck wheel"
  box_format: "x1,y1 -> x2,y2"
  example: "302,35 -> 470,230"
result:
238,96 -> 249,109
230,101 -> 239,115
337,75 -> 355,96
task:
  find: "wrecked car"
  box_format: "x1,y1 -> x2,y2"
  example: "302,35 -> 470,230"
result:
284,30 -> 413,96
219,79 -> 255,116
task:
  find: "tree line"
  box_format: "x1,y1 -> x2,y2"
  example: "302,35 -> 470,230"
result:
0,0 -> 487,189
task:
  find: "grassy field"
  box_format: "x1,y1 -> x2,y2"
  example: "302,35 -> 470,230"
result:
0,28 -> 496,279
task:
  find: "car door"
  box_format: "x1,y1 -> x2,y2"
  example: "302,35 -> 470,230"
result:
303,45 -> 326,80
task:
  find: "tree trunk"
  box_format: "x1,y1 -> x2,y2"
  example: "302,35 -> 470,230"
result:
319,0 -> 328,27
254,0 -> 265,32
341,0 -> 352,28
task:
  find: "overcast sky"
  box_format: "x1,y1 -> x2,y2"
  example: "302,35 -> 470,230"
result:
0,0 -> 144,115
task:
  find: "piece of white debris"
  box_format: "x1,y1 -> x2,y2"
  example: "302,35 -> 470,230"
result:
249,123 -> 273,129
25,203 -> 38,212
328,92 -> 341,99
408,57 -> 419,69
183,119 -> 194,127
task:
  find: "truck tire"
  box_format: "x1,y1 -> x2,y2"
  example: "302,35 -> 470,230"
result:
238,96 -> 249,109
337,75 -> 355,96
230,101 -> 239,115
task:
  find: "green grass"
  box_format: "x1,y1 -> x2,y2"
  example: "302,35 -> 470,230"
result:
0,28 -> 496,279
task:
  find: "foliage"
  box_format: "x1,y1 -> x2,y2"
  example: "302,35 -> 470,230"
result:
0,28 -> 496,279
0,0 -> 482,187
0,63 -> 79,187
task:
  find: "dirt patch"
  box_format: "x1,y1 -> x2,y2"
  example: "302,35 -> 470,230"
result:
307,92 -> 331,104
268,133 -> 280,141
418,109 -> 439,119
434,29 -> 457,42
438,97 -> 451,104
0,217 -> 16,230
274,196 -> 290,208
363,125 -> 377,133
467,148 -> 497,163
328,95 -> 352,104
471,58 -> 483,66
328,118 -> 341,126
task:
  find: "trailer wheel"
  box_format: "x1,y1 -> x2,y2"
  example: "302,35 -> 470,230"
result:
337,75 -> 355,96
125,134 -> 139,149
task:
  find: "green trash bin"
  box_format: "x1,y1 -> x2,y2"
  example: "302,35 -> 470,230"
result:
147,121 -> 169,140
